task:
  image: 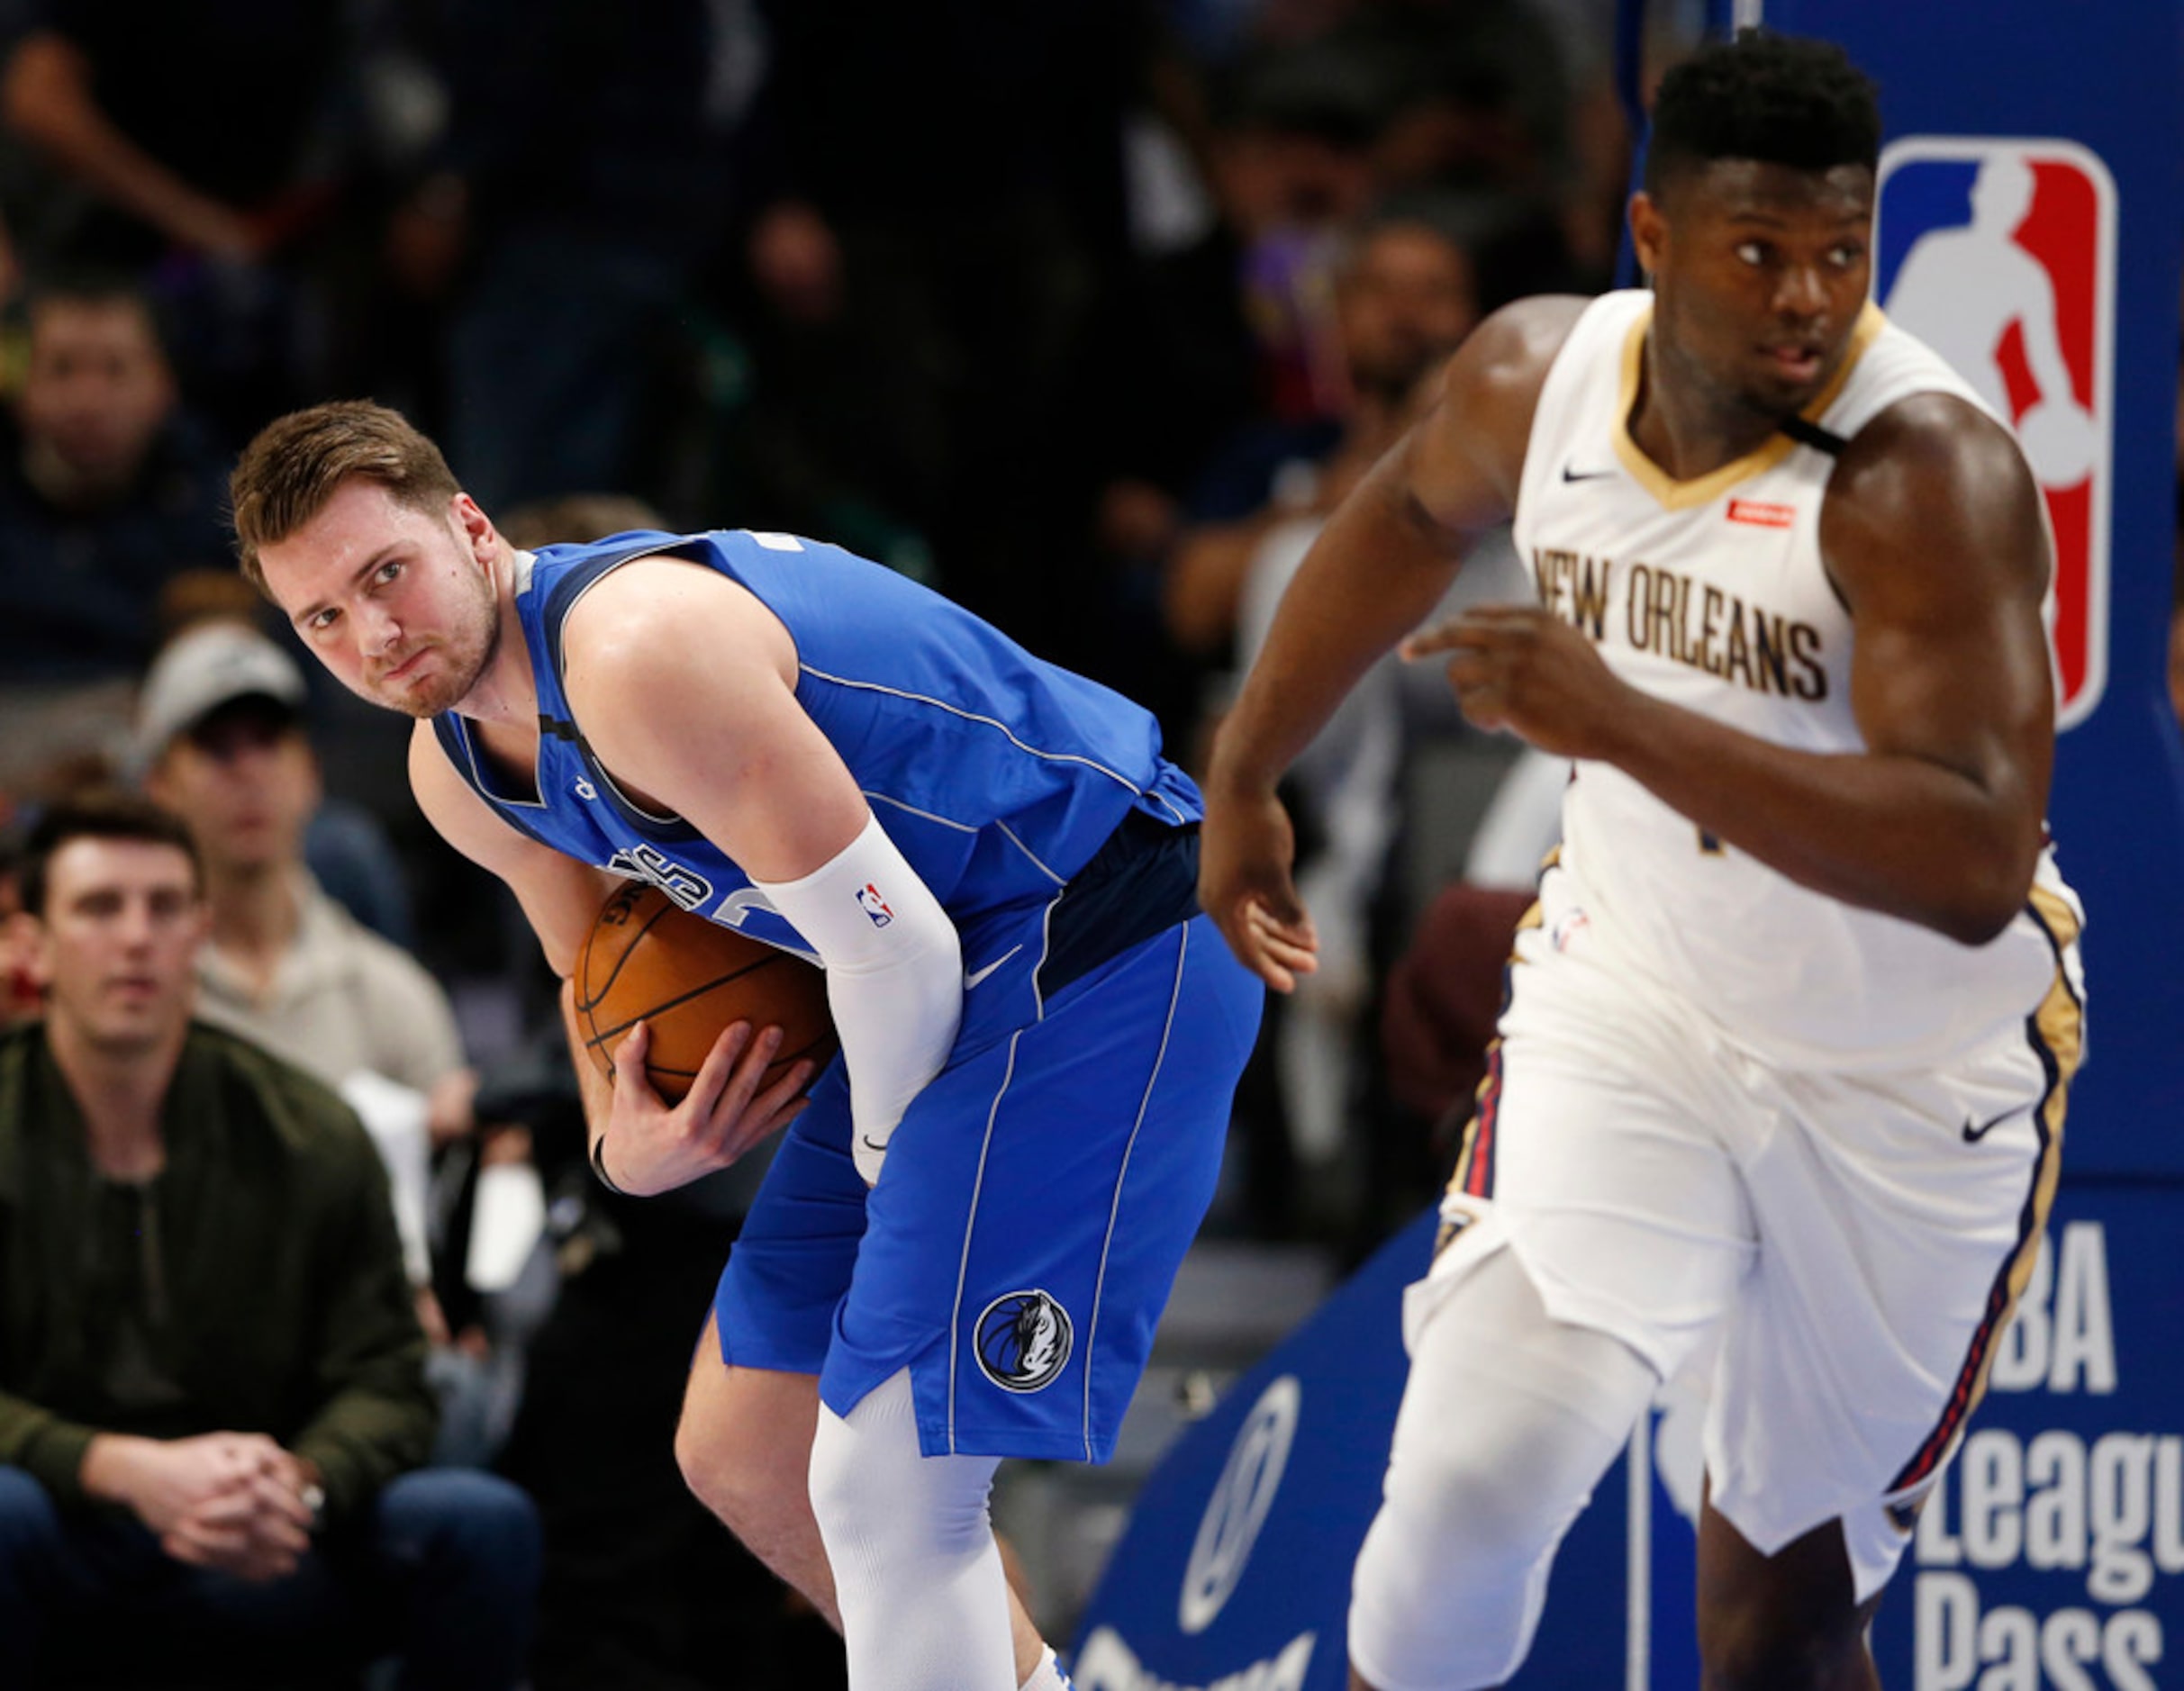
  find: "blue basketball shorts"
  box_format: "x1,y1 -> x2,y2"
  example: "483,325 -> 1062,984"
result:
711,911 -> 1262,1462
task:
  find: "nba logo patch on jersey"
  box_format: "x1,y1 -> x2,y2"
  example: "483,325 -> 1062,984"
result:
856,883 -> 894,927
1874,137 -> 2116,728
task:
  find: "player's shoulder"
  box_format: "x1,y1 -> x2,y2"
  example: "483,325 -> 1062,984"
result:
557,541 -> 801,728
561,541 -> 771,664
1830,386 -> 2032,525
1416,294 -> 1596,503
1444,294 -> 1595,408
1824,388 -> 2047,602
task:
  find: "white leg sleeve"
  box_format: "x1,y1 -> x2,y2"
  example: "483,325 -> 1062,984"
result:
1348,1247 -> 1660,1691
809,1368 -> 1017,1691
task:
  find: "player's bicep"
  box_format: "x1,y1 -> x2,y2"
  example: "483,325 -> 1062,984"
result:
1848,603 -> 2046,784
1827,398 -> 2055,800
562,572 -> 870,882
408,723 -> 615,975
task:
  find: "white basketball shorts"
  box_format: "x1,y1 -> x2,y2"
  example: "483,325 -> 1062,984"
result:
1414,863 -> 2086,1600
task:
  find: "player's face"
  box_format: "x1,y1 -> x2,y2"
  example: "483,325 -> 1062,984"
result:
1634,159 -> 1874,421
261,478 -> 501,719
29,838 -> 206,1056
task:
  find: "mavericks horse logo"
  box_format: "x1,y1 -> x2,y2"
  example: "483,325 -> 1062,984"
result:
975,1290 -> 1073,1393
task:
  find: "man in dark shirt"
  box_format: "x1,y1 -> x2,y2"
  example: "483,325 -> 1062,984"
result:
0,276 -> 232,798
0,791 -> 539,1688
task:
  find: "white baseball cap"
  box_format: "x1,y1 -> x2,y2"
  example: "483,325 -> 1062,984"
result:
135,620 -> 307,761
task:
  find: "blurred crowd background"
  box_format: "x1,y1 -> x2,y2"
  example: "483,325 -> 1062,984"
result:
1,1 -> 2179,1685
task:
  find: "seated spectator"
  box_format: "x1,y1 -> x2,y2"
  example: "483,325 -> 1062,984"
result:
136,621 -> 539,1465
0,790 -> 539,1688
2170,598 -> 2183,728
1163,200 -> 1483,663
497,492 -> 671,555
0,273 -> 231,800
1164,203 -> 1499,1238
0,827 -> 36,1027
0,5 -> 358,439
1378,746 -> 1569,1216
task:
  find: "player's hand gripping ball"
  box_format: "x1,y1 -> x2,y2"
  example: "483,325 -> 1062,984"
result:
575,884 -> 838,1103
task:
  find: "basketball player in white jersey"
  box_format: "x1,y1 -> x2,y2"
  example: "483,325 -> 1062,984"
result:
1201,32 -> 2085,1691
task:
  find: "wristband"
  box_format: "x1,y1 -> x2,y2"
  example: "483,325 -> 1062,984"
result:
589,1134 -> 627,1196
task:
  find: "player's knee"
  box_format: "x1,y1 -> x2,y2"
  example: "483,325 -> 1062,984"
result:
675,1402 -> 788,1536
806,1377 -> 993,1564
1391,1430 -> 1563,1564
804,1424 -> 877,1554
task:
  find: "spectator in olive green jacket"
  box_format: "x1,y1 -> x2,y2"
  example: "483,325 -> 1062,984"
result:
0,790 -> 539,1689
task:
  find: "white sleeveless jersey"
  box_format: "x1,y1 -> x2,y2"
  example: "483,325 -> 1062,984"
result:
1513,289 -> 2081,1070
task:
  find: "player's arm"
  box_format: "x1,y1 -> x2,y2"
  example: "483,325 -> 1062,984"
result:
412,719 -> 822,1194
1427,395 -> 2053,944
1200,296 -> 1587,990
408,726 -> 628,1147
1801,394 -> 2054,937
408,724 -> 614,973
563,560 -> 964,1185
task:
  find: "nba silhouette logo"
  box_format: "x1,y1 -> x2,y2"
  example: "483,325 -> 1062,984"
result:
856,882 -> 893,927
1874,137 -> 2116,728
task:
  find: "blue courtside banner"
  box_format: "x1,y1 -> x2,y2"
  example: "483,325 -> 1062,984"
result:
1072,1212 -> 1640,1690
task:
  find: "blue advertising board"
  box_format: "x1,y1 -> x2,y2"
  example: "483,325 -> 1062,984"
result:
1072,1212 -> 1637,1691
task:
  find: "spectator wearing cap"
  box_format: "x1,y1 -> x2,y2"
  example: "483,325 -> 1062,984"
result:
136,621 -> 542,1468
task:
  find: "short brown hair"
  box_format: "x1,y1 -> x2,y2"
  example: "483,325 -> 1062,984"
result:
21,789 -> 201,918
229,401 -> 462,592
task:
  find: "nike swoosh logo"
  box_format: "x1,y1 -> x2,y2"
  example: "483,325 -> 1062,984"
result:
1962,1107 -> 2023,1143
861,1135 -> 891,1153
964,945 -> 1022,990
1562,464 -> 1617,483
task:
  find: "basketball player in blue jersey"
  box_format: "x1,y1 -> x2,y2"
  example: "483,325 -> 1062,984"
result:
229,402 -> 1263,1691
1203,32 -> 2084,1691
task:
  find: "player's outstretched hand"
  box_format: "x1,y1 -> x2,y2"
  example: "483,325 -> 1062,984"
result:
602,1018 -> 815,1196
1402,605 -> 1629,759
1199,782 -> 1319,994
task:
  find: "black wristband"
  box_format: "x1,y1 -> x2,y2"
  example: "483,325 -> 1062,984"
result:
589,1134 -> 627,1196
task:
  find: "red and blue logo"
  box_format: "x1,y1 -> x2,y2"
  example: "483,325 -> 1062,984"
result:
1875,137 -> 2116,728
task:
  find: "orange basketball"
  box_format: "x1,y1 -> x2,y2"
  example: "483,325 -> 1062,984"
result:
575,883 -> 838,1104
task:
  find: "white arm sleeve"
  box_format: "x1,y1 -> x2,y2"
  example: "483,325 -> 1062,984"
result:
751,813 -> 962,1184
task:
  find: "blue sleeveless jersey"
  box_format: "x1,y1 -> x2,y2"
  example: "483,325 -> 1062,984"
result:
433,529 -> 1200,1035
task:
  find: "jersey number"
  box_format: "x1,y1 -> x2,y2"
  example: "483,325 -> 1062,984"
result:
607,844 -> 715,911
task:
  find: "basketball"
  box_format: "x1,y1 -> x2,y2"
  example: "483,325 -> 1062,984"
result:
575,883 -> 838,1104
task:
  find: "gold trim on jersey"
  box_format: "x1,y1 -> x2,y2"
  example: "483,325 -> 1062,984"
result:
1882,883 -> 2083,1524
1612,301 -> 1887,511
